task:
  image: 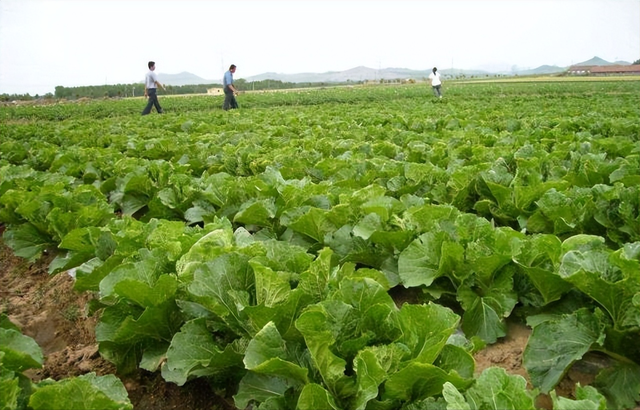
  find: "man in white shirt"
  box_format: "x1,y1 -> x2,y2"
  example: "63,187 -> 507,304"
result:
428,67 -> 443,98
142,61 -> 166,115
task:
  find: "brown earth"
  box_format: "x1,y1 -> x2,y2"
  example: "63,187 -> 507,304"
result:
0,241 -> 235,410
0,240 -> 614,410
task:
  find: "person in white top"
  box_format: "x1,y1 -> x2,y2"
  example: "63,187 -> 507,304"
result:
142,61 -> 166,115
428,67 -> 443,98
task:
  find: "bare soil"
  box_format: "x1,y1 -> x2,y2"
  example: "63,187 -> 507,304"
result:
0,241 -> 235,410
0,240 -> 609,409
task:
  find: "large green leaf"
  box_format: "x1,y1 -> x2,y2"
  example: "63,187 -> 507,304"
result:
441,382 -> 470,410
0,371 -> 22,410
383,362 -> 473,402
533,188 -> 595,236
114,274 -> 178,309
251,262 -> 292,307
550,384 -> 606,410
49,226 -> 117,275
332,277 -> 398,347
162,319 -> 244,386
282,207 -> 337,243
297,247 -> 334,302
513,234 -> 572,305
296,383 -> 340,410
458,267 -> 518,343
0,328 -> 43,372
560,238 -> 640,331
187,252 -> 255,336
434,344 -> 475,379
96,299 -> 182,345
2,223 -> 55,262
360,196 -> 404,223
29,373 -> 132,410
99,248 -> 173,301
295,305 -> 349,392
396,303 -> 459,364
463,367 -> 537,410
402,204 -> 459,236
73,254 -> 126,292
398,231 -> 450,287
594,362 -> 640,410
243,322 -> 308,384
523,309 -> 604,393
234,198 -> 277,228
234,372 -> 291,410
251,239 -> 314,274
110,170 -> 155,215
351,349 -> 388,410
175,220 -> 235,281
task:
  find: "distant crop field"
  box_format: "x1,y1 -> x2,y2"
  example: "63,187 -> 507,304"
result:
1,80 -> 639,410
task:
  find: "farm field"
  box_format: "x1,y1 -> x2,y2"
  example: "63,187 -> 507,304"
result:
1,79 -> 639,410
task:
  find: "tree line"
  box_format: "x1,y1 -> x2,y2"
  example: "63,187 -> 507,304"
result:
1,79 -> 359,102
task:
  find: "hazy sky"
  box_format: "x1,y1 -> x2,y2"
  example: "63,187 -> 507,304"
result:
1,0 -> 638,95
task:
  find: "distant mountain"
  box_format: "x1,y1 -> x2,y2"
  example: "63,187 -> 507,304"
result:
152,57 -> 632,87
156,71 -> 216,86
572,56 -> 630,66
246,66 -> 393,83
516,65 -> 566,75
244,66 -> 489,83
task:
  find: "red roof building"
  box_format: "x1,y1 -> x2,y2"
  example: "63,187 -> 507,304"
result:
590,65 -> 640,75
567,64 -> 640,75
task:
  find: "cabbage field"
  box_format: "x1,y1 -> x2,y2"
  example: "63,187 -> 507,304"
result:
1,79 -> 639,410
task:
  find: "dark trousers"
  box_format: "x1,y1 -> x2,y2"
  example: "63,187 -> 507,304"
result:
223,87 -> 238,110
142,88 -> 163,115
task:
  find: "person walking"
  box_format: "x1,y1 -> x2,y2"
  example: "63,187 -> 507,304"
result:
223,64 -> 239,110
428,67 -> 443,98
142,61 -> 166,115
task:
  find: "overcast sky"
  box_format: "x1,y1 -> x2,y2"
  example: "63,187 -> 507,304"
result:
1,0 -> 638,95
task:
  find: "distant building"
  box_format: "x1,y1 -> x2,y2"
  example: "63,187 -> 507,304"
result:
591,65 -> 640,76
567,65 -> 596,75
567,64 -> 640,76
207,88 -> 223,95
